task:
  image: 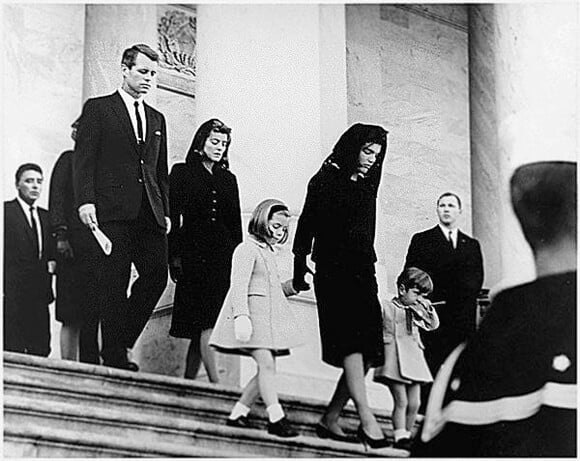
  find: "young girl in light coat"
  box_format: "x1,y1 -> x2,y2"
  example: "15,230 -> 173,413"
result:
210,198 -> 306,438
373,267 -> 439,451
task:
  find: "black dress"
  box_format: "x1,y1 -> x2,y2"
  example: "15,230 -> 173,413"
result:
293,123 -> 388,367
168,157 -> 242,337
48,150 -> 90,324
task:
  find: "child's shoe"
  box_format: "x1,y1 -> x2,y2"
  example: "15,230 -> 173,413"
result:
393,437 -> 412,451
226,415 -> 253,428
267,417 -> 299,438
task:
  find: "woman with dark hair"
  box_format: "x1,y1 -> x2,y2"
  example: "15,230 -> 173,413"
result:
293,123 -> 390,448
168,118 -> 243,382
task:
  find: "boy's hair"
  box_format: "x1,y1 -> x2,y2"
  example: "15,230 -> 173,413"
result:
397,267 -> 433,295
248,198 -> 290,244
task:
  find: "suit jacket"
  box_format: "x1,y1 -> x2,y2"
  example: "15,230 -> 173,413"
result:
73,91 -> 169,228
3,199 -> 54,306
405,226 -> 483,304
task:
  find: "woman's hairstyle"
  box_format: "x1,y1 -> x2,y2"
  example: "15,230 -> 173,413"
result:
321,123 -> 389,194
397,267 -> 433,295
186,118 -> 232,169
248,198 -> 290,245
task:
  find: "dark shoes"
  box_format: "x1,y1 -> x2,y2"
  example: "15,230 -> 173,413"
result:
315,422 -> 357,443
268,417 -> 299,438
226,415 -> 254,429
393,437 -> 413,451
357,425 -> 391,450
104,359 -> 139,372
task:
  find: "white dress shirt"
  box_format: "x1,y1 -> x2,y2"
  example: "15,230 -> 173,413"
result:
16,196 -> 42,258
439,224 -> 458,249
118,88 -> 146,143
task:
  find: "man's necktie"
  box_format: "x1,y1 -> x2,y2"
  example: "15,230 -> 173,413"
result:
134,101 -> 144,144
29,206 -> 40,259
448,230 -> 455,249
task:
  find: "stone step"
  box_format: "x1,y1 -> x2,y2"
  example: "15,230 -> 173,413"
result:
4,394 -> 407,458
4,352 -> 401,437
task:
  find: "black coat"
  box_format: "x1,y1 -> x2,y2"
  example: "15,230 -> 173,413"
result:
416,272 -> 576,457
293,123 -> 389,367
405,225 -> 484,370
168,159 -> 242,336
73,92 -> 169,228
49,150 -> 83,234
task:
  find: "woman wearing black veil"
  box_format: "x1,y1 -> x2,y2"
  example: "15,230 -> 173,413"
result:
293,123 -> 390,448
168,119 -> 243,382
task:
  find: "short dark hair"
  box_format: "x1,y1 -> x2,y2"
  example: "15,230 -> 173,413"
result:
248,199 -> 290,245
437,192 -> 462,209
510,161 -> 576,251
121,44 -> 159,68
15,163 -> 43,183
397,267 -> 434,295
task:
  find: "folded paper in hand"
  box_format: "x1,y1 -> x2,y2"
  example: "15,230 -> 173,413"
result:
91,226 -> 112,255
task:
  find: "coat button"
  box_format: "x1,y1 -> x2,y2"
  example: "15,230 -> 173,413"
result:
138,178 -> 143,183
211,217 -> 216,222
212,190 -> 217,194
140,159 -> 144,164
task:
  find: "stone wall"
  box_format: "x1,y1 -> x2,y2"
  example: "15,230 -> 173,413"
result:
345,4 -> 471,291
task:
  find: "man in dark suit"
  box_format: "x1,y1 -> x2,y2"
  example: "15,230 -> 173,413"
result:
4,163 -> 55,357
417,163 -> 576,457
404,192 -> 483,406
73,43 -> 170,371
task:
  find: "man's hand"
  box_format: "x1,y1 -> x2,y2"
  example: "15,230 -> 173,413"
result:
169,256 -> 183,283
234,315 -> 253,342
56,239 -> 74,259
79,203 -> 98,229
165,217 -> 172,235
292,255 -> 314,292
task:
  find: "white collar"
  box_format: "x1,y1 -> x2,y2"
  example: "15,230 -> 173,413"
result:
16,195 -> 36,214
438,224 -> 458,238
118,87 -> 144,107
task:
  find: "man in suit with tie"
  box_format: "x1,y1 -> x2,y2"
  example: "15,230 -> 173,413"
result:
4,163 -> 55,357
73,44 -> 170,371
404,192 -> 484,407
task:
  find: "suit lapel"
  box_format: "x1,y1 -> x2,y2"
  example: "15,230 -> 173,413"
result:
12,200 -> 37,250
110,92 -> 140,156
143,103 -> 159,149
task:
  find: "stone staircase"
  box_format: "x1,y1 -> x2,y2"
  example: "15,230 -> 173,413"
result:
3,352 -> 410,458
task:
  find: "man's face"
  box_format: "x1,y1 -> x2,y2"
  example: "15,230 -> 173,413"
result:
122,52 -> 157,98
437,195 -> 461,227
17,169 -> 43,205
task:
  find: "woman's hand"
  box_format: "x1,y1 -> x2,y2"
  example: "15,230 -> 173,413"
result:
292,255 -> 314,292
169,256 -> 183,283
234,315 -> 253,342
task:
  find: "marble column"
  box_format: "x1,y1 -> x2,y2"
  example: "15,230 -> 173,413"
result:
469,3 -> 578,291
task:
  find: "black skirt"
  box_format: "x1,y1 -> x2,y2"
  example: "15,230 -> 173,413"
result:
170,250 -> 233,337
313,261 -> 384,368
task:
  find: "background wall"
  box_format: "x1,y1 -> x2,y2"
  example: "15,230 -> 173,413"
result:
345,4 -> 470,291
2,4 -> 85,206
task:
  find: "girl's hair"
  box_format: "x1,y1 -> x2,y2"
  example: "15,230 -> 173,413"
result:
185,118 -> 232,169
397,267 -> 434,295
248,198 -> 290,245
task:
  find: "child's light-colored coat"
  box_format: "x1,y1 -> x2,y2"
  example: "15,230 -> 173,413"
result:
210,237 -> 305,355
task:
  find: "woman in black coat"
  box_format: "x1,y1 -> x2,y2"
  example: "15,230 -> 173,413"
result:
293,123 -> 390,447
168,119 -> 243,382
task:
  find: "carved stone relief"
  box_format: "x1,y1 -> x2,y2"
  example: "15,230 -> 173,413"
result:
157,5 -> 196,97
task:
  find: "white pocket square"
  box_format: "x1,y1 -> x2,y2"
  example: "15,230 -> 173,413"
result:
155,130 -> 162,136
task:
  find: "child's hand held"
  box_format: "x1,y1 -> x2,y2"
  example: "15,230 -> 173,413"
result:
234,315 -> 253,342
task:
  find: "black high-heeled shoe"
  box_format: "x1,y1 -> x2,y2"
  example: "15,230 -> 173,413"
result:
315,423 -> 357,443
357,425 -> 391,450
